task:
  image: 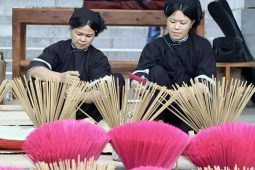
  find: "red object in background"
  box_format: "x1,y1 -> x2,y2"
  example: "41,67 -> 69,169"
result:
83,0 -> 164,10
0,138 -> 24,150
128,72 -> 147,85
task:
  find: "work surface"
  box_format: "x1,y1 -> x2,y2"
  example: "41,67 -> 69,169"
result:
1,103 -> 255,169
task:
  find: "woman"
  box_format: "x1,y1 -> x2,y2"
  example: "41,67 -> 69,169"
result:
28,7 -> 125,122
131,0 -> 216,131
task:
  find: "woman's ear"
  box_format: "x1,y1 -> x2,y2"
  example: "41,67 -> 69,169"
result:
191,20 -> 195,28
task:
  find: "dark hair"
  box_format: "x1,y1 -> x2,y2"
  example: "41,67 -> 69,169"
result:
164,0 -> 202,29
69,8 -> 106,36
69,18 -> 103,36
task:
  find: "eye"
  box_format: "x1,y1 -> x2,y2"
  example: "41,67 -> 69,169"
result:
181,22 -> 188,25
169,20 -> 176,23
76,33 -> 83,36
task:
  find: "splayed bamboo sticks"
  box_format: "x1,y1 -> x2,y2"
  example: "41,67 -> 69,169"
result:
12,76 -> 91,126
167,77 -> 255,132
0,80 -> 10,103
198,165 -> 254,170
90,76 -> 174,128
36,157 -> 115,170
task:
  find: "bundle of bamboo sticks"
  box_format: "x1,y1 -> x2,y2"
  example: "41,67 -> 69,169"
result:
12,76 -> 91,126
90,76 -> 174,128
168,77 -> 255,132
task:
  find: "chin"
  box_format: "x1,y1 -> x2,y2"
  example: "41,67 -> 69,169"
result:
171,35 -> 185,41
77,46 -> 88,50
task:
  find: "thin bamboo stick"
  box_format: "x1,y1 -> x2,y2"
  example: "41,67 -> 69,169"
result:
197,165 -> 254,170
0,80 -> 10,103
36,157 -> 115,170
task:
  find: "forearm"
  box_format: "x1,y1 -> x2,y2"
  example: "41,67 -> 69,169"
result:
28,67 -> 80,83
81,90 -> 101,104
28,66 -> 62,81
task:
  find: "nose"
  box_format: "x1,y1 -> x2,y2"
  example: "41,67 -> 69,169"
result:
174,22 -> 181,30
80,36 -> 86,41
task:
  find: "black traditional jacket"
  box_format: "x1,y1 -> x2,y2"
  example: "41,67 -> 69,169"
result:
134,33 -> 216,86
28,39 -> 111,81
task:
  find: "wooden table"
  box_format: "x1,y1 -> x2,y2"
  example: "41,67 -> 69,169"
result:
216,61 -> 255,83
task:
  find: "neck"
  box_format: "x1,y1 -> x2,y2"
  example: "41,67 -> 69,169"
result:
71,42 -> 88,51
170,34 -> 189,44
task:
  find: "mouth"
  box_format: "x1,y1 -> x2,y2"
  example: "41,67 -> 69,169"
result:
172,32 -> 181,35
77,44 -> 87,48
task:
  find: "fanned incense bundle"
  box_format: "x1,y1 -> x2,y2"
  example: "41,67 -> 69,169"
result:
12,76 -> 91,126
0,80 -> 10,103
183,122 -> 255,169
168,77 -> 255,132
109,121 -> 190,169
90,76 -> 174,128
36,157 -> 115,170
23,120 -> 109,163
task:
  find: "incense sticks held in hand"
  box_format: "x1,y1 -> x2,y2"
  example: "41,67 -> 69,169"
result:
109,121 -> 190,169
12,76 -> 91,126
36,157 -> 115,170
183,122 -> 255,169
168,77 -> 255,132
90,76 -> 174,128
23,120 -> 109,164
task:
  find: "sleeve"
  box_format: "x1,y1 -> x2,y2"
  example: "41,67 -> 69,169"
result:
28,43 -> 61,73
89,52 -> 111,81
133,42 -> 161,79
195,39 -> 217,83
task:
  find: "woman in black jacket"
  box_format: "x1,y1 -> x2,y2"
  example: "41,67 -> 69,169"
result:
131,0 -> 216,131
28,7 -> 125,122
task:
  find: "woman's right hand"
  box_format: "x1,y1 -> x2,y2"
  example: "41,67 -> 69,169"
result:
28,67 -> 80,83
59,71 -> 80,83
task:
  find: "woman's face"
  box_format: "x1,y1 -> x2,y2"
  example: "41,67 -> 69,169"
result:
70,25 -> 95,50
166,10 -> 194,40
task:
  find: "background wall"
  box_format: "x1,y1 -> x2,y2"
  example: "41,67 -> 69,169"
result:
0,0 -> 254,79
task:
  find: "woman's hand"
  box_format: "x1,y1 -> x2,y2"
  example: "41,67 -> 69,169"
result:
81,90 -> 101,104
28,67 -> 80,83
59,71 -> 80,83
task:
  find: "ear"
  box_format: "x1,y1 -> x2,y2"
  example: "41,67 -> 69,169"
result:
192,20 -> 195,25
190,20 -> 195,28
